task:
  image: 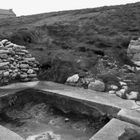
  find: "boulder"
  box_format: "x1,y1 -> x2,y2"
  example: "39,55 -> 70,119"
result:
126,91 -> 139,100
127,39 -> 140,65
110,85 -> 118,90
88,80 -> 105,92
116,89 -> 127,98
66,74 -> 79,83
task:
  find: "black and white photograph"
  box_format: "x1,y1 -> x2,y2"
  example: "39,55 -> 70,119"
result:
0,0 -> 140,139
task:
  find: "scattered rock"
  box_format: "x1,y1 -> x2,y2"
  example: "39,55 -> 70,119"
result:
116,89 -> 126,98
126,91 -> 139,100
66,74 -> 79,83
110,85 -> 118,90
88,80 -> 105,92
119,81 -> 127,86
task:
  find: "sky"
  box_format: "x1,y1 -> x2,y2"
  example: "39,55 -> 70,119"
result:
1,0 -> 139,16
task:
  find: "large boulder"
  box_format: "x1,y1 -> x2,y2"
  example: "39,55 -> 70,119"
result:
66,74 -> 79,83
88,80 -> 105,92
127,38 -> 140,65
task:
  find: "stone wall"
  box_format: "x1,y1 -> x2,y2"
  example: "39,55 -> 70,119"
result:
0,39 -> 39,85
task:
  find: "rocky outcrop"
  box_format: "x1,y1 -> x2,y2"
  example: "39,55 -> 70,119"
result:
0,39 -> 39,85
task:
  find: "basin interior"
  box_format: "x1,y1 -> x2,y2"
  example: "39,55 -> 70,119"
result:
0,89 -> 110,140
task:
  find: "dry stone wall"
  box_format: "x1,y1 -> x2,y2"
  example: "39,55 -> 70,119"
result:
0,39 -> 39,85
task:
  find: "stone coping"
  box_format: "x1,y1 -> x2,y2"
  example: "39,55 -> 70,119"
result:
90,118 -> 140,140
0,125 -> 24,140
0,81 -> 138,109
1,81 -> 140,139
118,109 -> 140,127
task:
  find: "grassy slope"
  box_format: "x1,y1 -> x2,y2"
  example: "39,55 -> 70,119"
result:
1,2 -> 140,82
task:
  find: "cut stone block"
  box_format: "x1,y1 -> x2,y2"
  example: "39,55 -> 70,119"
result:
0,125 -> 24,140
90,119 -> 140,140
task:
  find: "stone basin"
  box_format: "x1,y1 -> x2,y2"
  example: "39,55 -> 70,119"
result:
0,88 -> 109,140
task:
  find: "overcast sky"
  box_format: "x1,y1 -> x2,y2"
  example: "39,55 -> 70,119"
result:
1,0 -> 139,16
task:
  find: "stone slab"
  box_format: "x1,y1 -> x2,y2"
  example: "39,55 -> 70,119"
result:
35,81 -> 139,111
0,81 -> 139,115
118,109 -> 140,127
0,125 -> 24,140
90,119 -> 140,140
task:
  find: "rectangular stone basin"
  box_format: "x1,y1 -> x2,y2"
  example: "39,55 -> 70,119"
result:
0,88 -> 110,140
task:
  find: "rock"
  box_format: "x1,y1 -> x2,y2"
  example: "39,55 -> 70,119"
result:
66,74 -> 79,83
126,91 -> 139,100
27,69 -> 34,74
20,49 -> 29,53
0,65 -> 9,70
116,89 -> 126,98
11,73 -> 18,79
15,52 -> 25,55
88,80 -> 105,92
1,39 -> 8,45
0,54 -> 8,59
119,81 -> 127,86
0,62 -> 9,68
24,57 -> 36,62
28,74 -> 37,78
110,85 -> 118,90
108,90 -> 116,94
13,44 -> 26,49
20,78 -> 30,82
20,74 -> 28,79
127,39 -> 140,65
33,68 -> 39,71
0,50 -> 9,54
3,71 -> 9,77
20,64 -> 29,69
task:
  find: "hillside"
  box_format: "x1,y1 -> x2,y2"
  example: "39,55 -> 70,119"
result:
1,2 -> 140,83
